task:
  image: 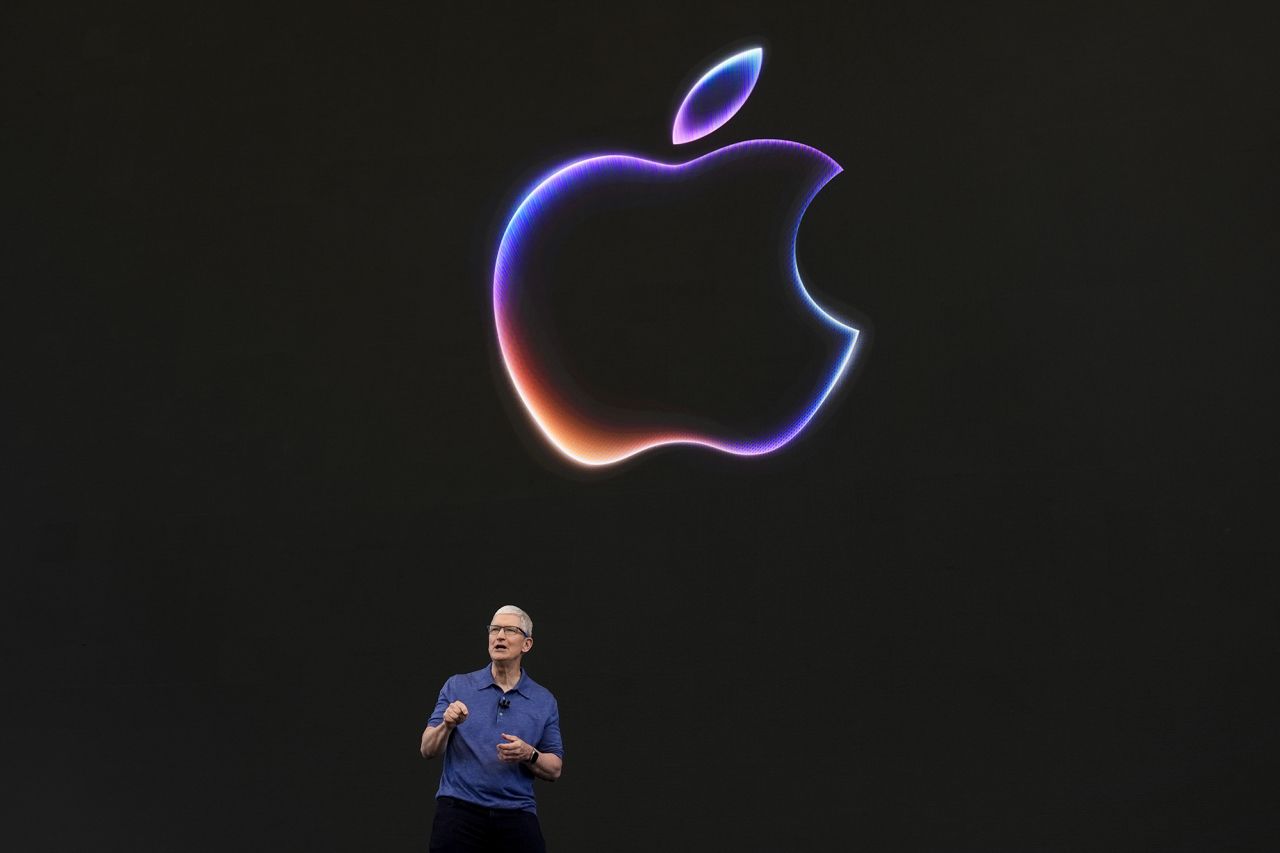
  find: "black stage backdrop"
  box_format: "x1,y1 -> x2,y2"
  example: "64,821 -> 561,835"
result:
5,2 -> 1278,851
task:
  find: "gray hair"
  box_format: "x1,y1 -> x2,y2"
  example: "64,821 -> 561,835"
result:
493,605 -> 533,637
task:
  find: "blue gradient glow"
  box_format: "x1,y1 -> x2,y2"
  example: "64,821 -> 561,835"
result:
493,140 -> 861,467
672,47 -> 764,145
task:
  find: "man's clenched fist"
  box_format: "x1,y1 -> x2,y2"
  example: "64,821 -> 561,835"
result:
442,700 -> 469,728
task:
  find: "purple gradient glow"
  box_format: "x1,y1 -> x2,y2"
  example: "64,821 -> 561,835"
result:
672,47 -> 763,145
493,140 -> 861,467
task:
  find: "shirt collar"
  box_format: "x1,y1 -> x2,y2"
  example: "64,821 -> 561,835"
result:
470,664 -> 533,699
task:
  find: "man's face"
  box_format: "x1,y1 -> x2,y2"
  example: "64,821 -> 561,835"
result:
488,612 -> 533,662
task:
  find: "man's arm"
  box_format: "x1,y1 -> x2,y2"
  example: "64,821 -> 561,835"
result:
420,700 -> 468,759
528,750 -> 563,782
532,698 -> 564,782
497,733 -> 563,781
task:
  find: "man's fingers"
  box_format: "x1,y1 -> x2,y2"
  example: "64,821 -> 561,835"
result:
500,733 -> 517,742
446,701 -> 468,723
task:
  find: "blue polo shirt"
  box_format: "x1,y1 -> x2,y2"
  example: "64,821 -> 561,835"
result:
428,664 -> 564,813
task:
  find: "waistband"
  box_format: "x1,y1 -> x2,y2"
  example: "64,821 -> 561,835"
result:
437,796 -> 533,817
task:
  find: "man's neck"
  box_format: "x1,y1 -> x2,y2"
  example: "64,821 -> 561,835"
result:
491,660 -> 522,691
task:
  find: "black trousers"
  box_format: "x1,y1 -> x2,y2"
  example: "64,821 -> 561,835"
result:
429,796 -> 547,853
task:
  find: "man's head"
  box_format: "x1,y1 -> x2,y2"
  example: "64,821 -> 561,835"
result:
488,604 -> 534,663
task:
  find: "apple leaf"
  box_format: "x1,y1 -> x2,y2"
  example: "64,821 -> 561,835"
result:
672,47 -> 763,145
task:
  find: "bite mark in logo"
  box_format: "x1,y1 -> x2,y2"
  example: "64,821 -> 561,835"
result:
493,46 -> 863,467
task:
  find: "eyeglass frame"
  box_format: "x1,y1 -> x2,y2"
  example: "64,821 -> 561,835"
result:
487,624 -> 529,639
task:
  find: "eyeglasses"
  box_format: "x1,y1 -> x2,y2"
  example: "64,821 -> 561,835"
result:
487,624 -> 528,638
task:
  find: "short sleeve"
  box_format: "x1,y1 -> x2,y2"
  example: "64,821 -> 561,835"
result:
427,677 -> 454,727
536,698 -> 564,759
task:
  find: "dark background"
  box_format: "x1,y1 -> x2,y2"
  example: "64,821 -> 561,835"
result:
4,2 -> 1278,850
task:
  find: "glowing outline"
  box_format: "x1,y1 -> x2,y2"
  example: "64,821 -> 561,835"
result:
493,140 -> 860,468
672,47 -> 764,145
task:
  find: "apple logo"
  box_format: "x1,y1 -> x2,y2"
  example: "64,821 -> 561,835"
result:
493,45 -> 863,467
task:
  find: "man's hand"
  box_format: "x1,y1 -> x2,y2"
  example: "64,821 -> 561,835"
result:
442,700 -> 469,729
497,733 -> 534,763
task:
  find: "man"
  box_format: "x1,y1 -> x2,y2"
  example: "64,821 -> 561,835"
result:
420,605 -> 564,852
